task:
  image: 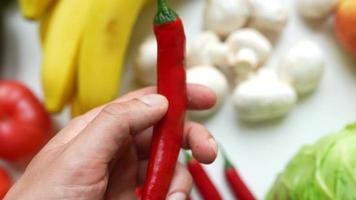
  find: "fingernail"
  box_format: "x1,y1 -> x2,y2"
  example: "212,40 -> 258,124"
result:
138,94 -> 166,107
209,138 -> 218,156
167,192 -> 186,200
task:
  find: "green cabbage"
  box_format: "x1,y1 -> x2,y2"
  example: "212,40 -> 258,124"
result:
267,124 -> 356,200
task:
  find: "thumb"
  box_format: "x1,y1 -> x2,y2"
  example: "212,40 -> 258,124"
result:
64,94 -> 168,164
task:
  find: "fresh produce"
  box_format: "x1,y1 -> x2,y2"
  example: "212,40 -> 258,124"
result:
204,0 -> 251,37
335,0 -> 356,56
226,29 -> 272,67
297,0 -> 338,19
221,149 -> 256,200
232,70 -> 296,122
19,0 -> 56,20
0,167 -> 11,199
20,0 -> 148,114
228,48 -> 259,84
142,0 -> 187,199
267,124 -> 356,200
185,152 -> 222,200
41,0 -> 94,113
279,40 -> 325,96
249,0 -> 289,34
78,0 -> 147,112
187,31 -> 228,68
134,37 -> 157,86
0,80 -> 52,161
226,29 -> 272,82
186,65 -> 228,118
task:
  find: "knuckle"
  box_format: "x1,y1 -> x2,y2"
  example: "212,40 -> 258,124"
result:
101,103 -> 131,132
102,103 -> 128,117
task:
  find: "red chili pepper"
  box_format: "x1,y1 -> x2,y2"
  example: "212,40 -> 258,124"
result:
185,152 -> 222,200
222,149 -> 256,200
142,0 -> 187,199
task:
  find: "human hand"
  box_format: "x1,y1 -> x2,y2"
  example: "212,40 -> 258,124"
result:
4,84 -> 218,200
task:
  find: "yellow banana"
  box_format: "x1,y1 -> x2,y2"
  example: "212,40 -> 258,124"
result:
39,4 -> 54,45
71,96 -> 83,118
19,0 -> 57,20
78,0 -> 147,113
42,0 -> 94,113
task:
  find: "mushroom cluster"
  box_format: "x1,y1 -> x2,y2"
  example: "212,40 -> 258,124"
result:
134,0 -> 326,123
297,0 -> 338,19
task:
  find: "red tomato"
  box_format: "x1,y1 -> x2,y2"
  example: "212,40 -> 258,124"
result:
0,167 -> 11,198
0,80 -> 52,161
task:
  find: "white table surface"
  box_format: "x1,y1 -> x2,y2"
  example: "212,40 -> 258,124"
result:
1,0 -> 356,199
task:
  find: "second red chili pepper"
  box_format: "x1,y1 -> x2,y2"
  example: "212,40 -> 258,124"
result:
142,0 -> 187,199
222,149 -> 256,200
185,152 -> 222,200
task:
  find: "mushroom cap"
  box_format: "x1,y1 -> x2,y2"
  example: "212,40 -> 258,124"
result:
226,28 -> 272,66
233,70 -> 297,122
249,0 -> 289,33
187,31 -> 228,68
297,0 -> 338,19
187,65 -> 228,118
279,40 -> 325,96
204,0 -> 251,37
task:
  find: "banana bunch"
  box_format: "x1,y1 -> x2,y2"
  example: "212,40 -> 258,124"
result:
19,0 -> 148,116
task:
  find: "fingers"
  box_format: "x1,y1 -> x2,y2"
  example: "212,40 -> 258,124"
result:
166,163 -> 193,200
185,84 -> 217,111
115,84 -> 216,111
136,162 -> 192,200
64,94 -> 168,164
183,122 -> 218,164
45,84 -> 216,158
46,84 -> 216,149
77,84 -> 216,128
106,146 -> 138,200
134,122 -> 218,164
74,84 -> 215,127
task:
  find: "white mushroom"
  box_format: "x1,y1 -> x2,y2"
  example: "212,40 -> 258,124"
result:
227,48 -> 258,83
204,0 -> 251,37
187,31 -> 229,68
249,0 -> 289,34
279,40 -> 325,96
297,0 -> 338,19
225,28 -> 272,82
186,65 -> 229,118
232,69 -> 297,122
134,37 -> 157,86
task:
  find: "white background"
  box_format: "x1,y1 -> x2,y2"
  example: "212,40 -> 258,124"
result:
1,0 -> 356,199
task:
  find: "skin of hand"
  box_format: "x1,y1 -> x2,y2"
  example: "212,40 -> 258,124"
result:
4,84 -> 218,200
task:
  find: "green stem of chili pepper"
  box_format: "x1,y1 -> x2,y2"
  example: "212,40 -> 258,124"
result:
154,0 -> 177,24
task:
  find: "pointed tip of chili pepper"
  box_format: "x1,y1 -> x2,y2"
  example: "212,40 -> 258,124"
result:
184,151 -> 193,162
219,144 -> 234,170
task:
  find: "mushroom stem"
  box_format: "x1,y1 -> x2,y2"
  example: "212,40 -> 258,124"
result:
233,48 -> 258,70
229,48 -> 259,83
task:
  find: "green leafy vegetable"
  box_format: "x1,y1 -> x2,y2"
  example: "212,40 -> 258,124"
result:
267,124 -> 356,200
